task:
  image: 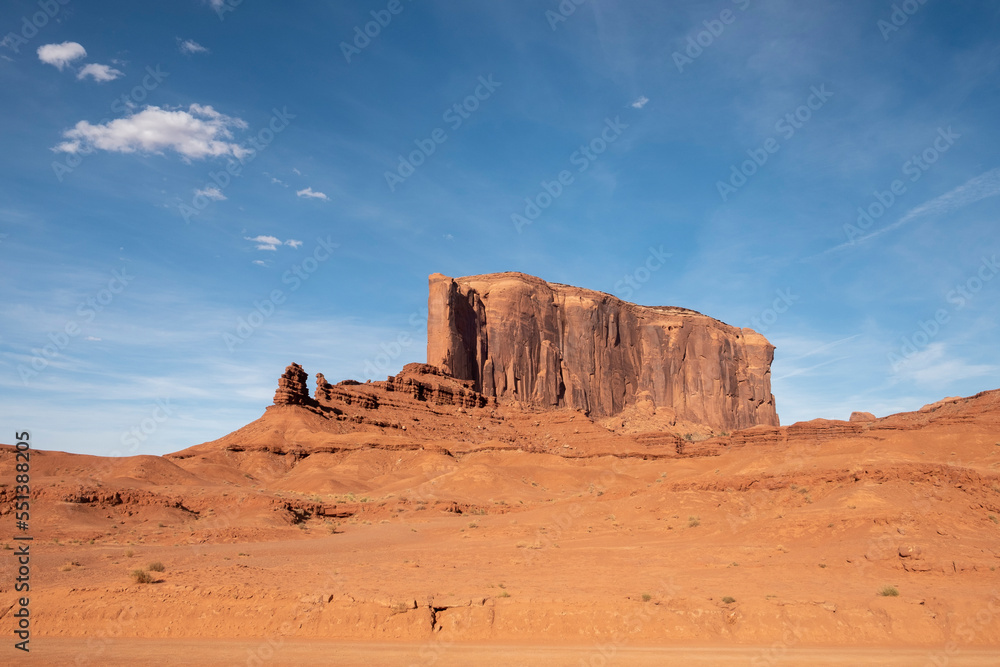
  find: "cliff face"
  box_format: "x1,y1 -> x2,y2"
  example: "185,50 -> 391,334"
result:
427,272 -> 778,430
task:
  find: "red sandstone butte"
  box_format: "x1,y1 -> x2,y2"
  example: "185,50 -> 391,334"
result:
426,272 -> 778,431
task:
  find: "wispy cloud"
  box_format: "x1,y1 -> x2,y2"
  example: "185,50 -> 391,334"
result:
77,63 -> 124,83
195,186 -> 226,201
37,42 -> 86,70
54,104 -> 249,160
630,95 -> 649,109
820,168 -> 1000,255
889,342 -> 997,386
178,39 -> 209,55
244,235 -> 302,251
296,187 -> 329,201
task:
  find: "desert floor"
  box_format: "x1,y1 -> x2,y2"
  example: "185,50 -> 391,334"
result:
4,391 -> 1000,665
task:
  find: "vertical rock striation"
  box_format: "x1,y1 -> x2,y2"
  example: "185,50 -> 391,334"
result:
427,272 -> 779,431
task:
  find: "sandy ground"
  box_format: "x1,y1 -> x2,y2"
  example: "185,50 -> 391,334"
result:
3,389 -> 1000,664
16,639 -> 1000,666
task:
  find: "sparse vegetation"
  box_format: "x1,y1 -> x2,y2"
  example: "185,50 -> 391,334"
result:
989,514 -> 998,524
148,561 -> 165,572
819,563 -> 827,568
684,433 -> 694,442
641,593 -> 652,602
688,516 -> 701,528
131,569 -> 154,584
498,591 -> 511,598
878,586 -> 899,597
722,596 -> 736,604
125,549 -> 134,558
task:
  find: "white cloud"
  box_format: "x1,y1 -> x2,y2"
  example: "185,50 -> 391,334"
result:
178,39 -> 209,55
296,187 -> 329,201
54,104 -> 249,160
893,167 -> 1000,228
246,235 -> 282,251
195,186 -> 226,201
208,0 -> 226,9
822,168 -> 1000,255
77,63 -> 124,83
269,176 -> 287,187
84,336 -> 102,342
292,168 -> 302,176
631,96 -> 649,109
252,259 -> 268,267
37,42 -> 87,70
245,235 -> 302,251
890,342 -> 997,385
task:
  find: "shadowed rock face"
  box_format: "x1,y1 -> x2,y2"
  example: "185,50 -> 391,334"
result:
427,272 -> 779,430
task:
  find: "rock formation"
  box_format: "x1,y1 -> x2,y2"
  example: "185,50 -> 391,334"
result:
427,272 -> 778,431
850,411 -> 877,422
273,362 -> 314,406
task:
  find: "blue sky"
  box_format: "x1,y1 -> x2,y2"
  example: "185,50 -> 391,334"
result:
1,0 -> 998,456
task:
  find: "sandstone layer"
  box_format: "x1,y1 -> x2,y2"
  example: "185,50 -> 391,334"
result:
427,272 -> 778,431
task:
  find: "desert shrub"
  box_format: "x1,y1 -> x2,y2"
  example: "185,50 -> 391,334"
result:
722,596 -> 736,604
131,569 -> 154,584
688,516 -> 700,528
148,562 -> 165,572
641,593 -> 652,602
879,586 -> 899,597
